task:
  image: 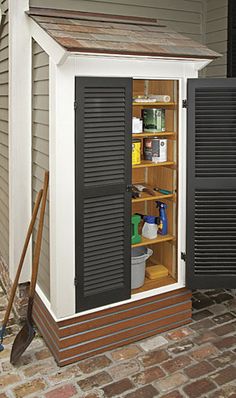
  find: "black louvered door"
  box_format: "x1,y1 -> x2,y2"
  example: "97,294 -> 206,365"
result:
187,78 -> 236,289
228,0 -> 236,77
75,77 -> 132,312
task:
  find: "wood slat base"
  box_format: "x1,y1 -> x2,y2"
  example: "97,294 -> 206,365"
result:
33,288 -> 192,366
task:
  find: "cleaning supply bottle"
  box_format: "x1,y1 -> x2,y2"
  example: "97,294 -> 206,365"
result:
131,214 -> 142,244
142,216 -> 158,239
156,201 -> 168,235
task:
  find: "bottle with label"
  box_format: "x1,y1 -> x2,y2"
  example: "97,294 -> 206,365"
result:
131,214 -> 142,244
156,201 -> 168,235
142,216 -> 158,239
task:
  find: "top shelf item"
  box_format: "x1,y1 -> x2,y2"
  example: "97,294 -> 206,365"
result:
133,94 -> 175,107
133,102 -> 176,107
134,94 -> 171,102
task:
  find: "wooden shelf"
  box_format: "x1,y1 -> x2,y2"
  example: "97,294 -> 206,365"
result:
132,192 -> 174,203
132,275 -> 176,294
133,102 -> 176,107
132,132 -> 176,138
133,161 -> 175,169
132,234 -> 174,248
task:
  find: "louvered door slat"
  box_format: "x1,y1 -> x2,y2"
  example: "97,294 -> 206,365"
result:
75,77 -> 132,312
187,79 -> 236,288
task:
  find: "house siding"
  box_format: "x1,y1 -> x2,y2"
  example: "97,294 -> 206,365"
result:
32,40 -> 50,299
30,0 -> 229,76
205,0 -> 228,77
0,0 -> 9,265
30,0 -> 205,43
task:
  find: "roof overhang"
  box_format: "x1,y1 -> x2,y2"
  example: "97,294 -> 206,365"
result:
27,7 -> 221,67
28,20 -> 214,71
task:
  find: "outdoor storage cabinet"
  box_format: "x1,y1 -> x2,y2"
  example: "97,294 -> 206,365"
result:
25,8 -> 236,366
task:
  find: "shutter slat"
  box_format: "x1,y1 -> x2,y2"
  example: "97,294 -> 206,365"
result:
85,260 -> 124,272
83,250 -> 124,263
75,76 -> 132,312
187,78 -> 236,289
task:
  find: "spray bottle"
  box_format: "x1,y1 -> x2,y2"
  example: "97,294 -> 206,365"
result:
156,201 -> 168,235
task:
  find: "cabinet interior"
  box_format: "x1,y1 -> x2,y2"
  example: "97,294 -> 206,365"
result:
131,79 -> 178,295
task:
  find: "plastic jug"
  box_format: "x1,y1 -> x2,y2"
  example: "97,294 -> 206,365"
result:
142,215 -> 158,239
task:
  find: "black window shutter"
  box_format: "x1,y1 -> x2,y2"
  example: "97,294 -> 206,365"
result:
228,0 -> 236,77
75,77 -> 132,312
187,78 -> 236,289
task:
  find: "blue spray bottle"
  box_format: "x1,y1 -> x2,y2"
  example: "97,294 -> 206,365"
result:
156,201 -> 168,235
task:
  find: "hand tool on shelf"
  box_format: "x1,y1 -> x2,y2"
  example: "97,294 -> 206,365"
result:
133,184 -> 156,196
10,171 -> 49,364
0,189 -> 43,352
154,187 -> 172,195
132,186 -> 141,199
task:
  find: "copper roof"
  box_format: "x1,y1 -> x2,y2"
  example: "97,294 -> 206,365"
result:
28,7 -> 220,60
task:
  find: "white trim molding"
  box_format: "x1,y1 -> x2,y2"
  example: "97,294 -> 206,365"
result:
29,18 -> 68,65
9,0 -> 32,282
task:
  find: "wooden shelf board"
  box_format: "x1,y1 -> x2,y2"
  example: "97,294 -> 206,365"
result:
132,275 -> 176,294
132,132 -> 176,138
133,161 -> 175,169
132,193 -> 174,203
132,234 -> 174,248
133,102 -> 176,107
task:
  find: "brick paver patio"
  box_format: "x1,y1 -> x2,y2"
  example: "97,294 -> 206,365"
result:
0,286 -> 236,397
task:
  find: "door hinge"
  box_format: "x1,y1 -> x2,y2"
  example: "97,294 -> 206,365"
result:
181,252 -> 186,261
126,184 -> 132,192
74,101 -> 78,110
74,277 -> 78,286
182,99 -> 188,108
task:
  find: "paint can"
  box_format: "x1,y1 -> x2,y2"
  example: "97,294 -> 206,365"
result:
132,139 -> 141,165
144,138 -> 167,163
142,108 -> 165,133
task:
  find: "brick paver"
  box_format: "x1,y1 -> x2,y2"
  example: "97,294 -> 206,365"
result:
0,286 -> 236,397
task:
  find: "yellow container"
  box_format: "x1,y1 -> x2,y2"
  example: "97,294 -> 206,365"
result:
132,139 -> 141,165
146,264 -> 168,280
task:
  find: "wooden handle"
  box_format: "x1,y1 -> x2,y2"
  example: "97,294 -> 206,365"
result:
2,189 -> 43,326
29,171 -> 49,299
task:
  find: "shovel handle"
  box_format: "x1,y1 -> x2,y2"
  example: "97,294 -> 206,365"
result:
2,189 -> 43,327
29,171 -> 49,299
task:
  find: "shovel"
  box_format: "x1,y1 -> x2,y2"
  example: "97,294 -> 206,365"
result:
10,171 -> 49,364
0,189 -> 43,352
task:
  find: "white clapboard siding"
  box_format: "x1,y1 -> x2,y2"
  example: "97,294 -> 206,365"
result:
30,0 -> 205,42
205,0 -> 228,77
32,40 -> 50,299
0,0 -> 9,265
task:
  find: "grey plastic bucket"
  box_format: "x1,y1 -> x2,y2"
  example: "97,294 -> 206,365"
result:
131,246 -> 153,289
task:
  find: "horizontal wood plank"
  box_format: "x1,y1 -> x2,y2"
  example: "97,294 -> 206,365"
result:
33,288 -> 192,366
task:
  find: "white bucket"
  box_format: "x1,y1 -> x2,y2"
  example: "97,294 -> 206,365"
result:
131,247 -> 153,289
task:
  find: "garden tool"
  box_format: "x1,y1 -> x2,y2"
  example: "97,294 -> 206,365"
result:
0,189 -> 43,352
10,171 -> 49,364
